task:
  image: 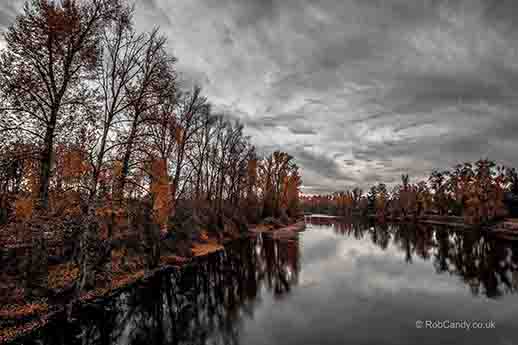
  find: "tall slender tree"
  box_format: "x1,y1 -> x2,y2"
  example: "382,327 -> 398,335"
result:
0,0 -> 122,211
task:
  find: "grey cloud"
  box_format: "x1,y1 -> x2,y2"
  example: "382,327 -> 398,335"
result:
0,2 -> 20,31
292,147 -> 348,181
288,126 -> 317,135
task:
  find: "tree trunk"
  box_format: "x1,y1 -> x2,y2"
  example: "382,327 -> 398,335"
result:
142,201 -> 160,270
24,215 -> 48,298
171,143 -> 186,217
78,207 -> 111,293
90,126 -> 111,202
114,117 -> 139,205
37,112 -> 58,211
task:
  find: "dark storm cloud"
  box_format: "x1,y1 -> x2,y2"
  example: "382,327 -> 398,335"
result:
291,146 -> 351,182
1,0 -> 517,193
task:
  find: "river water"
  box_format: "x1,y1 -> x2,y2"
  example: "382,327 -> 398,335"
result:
16,216 -> 518,345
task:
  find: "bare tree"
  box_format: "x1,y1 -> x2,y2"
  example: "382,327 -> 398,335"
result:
88,4 -> 142,201
112,29 -> 175,205
0,0 -> 122,211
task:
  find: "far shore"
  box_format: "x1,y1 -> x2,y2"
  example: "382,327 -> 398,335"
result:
306,212 -> 518,238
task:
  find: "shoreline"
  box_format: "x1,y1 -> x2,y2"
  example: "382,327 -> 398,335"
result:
307,213 -> 518,237
0,219 -> 305,345
366,214 -> 518,237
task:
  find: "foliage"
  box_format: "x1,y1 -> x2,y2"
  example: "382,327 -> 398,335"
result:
302,158 -> 512,226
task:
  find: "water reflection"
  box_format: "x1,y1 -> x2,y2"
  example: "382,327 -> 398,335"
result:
16,219 -> 518,345
312,218 -> 518,299
18,235 -> 300,345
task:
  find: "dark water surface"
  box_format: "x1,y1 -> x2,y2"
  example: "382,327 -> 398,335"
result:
17,217 -> 518,345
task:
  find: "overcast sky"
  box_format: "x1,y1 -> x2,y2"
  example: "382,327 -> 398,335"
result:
2,0 -> 518,194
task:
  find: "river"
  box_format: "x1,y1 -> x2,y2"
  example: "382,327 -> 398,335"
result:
15,216 -> 518,345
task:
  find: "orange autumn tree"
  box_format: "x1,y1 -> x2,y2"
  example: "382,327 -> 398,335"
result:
150,158 -> 172,234
13,152 -> 39,221
259,151 -> 301,218
374,183 -> 389,219
448,163 -> 475,215
62,148 -> 89,186
111,161 -> 124,203
14,197 -> 34,222
333,191 -> 354,216
429,170 -> 450,215
51,146 -> 91,216
281,168 -> 302,217
92,160 -> 127,238
415,181 -> 433,216
463,160 -> 508,224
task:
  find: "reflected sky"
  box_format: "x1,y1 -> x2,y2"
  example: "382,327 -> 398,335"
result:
241,221 -> 518,345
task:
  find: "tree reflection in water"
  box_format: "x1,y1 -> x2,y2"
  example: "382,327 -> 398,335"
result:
17,220 -> 518,345
19,235 -> 300,345
310,217 -> 518,299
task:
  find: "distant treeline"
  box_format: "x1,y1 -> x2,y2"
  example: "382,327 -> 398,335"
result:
302,159 -> 518,225
0,0 -> 301,297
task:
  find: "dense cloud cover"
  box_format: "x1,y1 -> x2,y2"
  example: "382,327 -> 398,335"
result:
2,0 -> 518,194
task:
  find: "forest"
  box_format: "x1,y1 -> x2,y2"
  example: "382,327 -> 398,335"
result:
0,0 -> 302,337
302,159 -> 518,226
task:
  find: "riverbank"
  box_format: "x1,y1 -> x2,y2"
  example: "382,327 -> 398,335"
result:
249,220 -> 306,239
377,215 -> 472,228
366,214 -> 518,237
0,219 -> 305,345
